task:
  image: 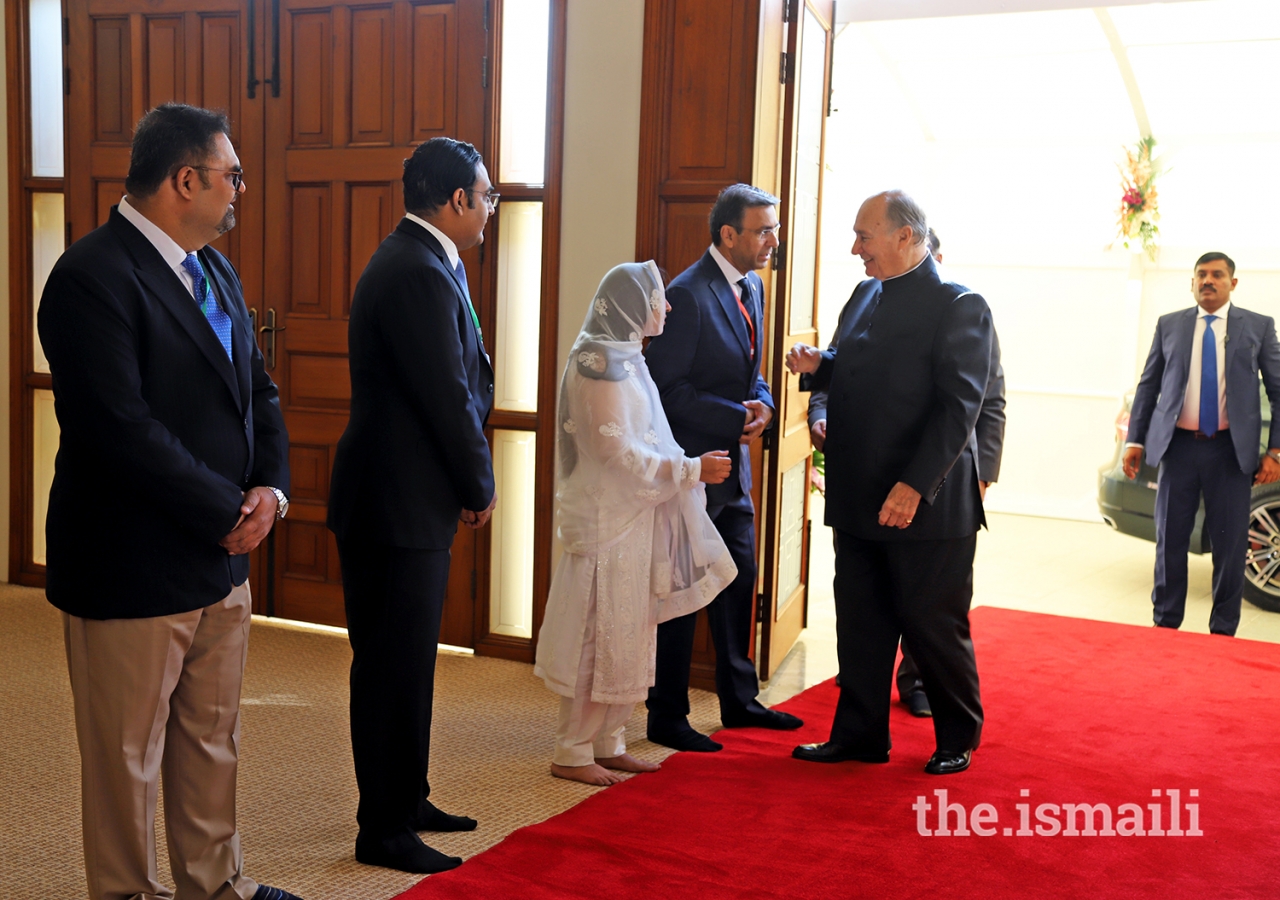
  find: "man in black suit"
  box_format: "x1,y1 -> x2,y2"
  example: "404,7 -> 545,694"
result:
643,184 -> 803,753
807,227 -> 1005,719
328,138 -> 496,874
38,104 -> 299,900
787,191 -> 994,775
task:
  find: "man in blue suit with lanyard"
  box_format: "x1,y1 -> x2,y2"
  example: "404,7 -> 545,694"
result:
643,184 -> 804,752
1124,252 -> 1280,636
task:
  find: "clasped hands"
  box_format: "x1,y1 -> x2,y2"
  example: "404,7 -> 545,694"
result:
460,492 -> 498,530
741,400 -> 772,444
220,486 -> 279,555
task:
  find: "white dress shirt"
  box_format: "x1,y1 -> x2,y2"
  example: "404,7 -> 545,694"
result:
117,196 -> 202,300
709,244 -> 750,300
1176,301 -> 1231,433
404,213 -> 460,272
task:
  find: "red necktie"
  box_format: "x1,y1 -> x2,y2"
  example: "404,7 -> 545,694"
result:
735,278 -> 756,360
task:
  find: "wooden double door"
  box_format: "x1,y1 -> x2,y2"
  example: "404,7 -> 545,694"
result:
65,0 -> 490,644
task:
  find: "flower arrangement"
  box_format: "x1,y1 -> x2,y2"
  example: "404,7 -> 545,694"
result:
1116,135 -> 1162,259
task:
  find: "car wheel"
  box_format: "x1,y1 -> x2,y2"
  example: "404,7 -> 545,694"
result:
1244,482 -> 1280,613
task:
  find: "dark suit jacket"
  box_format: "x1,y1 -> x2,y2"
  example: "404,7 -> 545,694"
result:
644,249 -> 775,509
809,256 -> 993,541
328,219 -> 495,549
807,279 -> 1007,483
37,208 -> 289,619
1128,304 -> 1280,475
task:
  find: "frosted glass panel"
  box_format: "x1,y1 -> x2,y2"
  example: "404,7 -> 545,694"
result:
498,0 -> 550,184
776,458 -> 806,609
788,8 -> 825,334
32,193 -> 66,375
33,390 -> 59,567
494,202 -> 543,412
489,430 -> 537,638
30,0 -> 65,178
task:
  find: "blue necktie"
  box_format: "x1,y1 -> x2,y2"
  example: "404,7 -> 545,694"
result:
181,253 -> 233,361
1199,314 -> 1219,437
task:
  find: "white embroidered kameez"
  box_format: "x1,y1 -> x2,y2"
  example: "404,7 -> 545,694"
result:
535,262 -> 736,765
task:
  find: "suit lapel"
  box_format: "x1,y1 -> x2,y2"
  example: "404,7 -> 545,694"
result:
113,214 -> 243,407
399,220 -> 490,365
705,256 -> 751,359
1172,307 -> 1198,388
1224,305 -> 1243,374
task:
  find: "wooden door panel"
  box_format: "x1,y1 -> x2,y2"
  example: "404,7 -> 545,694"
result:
92,18 -> 132,143
266,0 -> 484,641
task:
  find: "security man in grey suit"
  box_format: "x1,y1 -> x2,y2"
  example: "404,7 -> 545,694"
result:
1123,252 -> 1280,636
807,228 -> 1005,718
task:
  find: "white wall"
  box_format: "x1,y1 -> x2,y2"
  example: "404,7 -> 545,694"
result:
557,0 -> 645,372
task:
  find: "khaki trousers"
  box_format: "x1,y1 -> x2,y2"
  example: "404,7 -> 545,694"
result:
63,582 -> 259,900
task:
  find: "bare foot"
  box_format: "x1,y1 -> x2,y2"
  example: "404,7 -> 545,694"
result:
550,762 -> 624,786
596,753 -> 661,773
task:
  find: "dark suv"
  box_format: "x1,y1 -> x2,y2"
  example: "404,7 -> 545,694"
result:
1098,386 -> 1280,614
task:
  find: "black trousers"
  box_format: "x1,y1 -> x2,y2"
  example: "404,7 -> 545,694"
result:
338,537 -> 451,838
647,499 -> 763,724
1152,429 -> 1251,636
831,530 -> 982,755
896,640 -> 923,700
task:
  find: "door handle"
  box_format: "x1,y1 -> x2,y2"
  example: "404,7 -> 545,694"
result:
247,0 -> 259,98
258,307 -> 285,369
248,305 -> 259,338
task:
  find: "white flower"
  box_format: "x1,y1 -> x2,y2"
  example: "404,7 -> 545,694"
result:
623,361 -> 637,377
644,430 -> 659,445
594,297 -> 609,315
599,422 -> 623,437
636,488 -> 660,500
628,331 -> 640,342
577,351 -> 605,372
649,289 -> 662,310
672,569 -> 686,588
562,419 -> 577,434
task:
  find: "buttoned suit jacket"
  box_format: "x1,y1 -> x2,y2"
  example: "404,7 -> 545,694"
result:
808,256 -> 994,541
37,208 -> 289,619
1128,304 -> 1280,475
644,250 -> 774,510
807,279 -> 1006,483
328,219 -> 495,549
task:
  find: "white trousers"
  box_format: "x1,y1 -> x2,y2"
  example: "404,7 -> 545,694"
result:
553,585 -> 633,766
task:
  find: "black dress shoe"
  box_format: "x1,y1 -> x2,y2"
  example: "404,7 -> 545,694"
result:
721,708 -> 804,730
414,800 -> 478,833
924,749 -> 972,775
647,726 -> 723,752
355,829 -> 462,874
791,742 -> 889,764
905,691 -> 932,718
253,888 -> 305,900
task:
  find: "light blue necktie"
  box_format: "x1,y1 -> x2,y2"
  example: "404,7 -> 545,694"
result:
181,253 -> 233,361
1199,314 -> 1219,436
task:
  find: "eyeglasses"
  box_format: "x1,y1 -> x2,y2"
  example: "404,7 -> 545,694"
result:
467,189 -> 501,210
741,224 -> 781,239
189,166 -> 245,191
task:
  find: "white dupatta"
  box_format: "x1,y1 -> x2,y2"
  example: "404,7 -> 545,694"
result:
534,262 -> 736,704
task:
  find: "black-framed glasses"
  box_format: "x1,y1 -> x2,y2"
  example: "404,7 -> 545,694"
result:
189,166 -> 245,191
467,189 -> 500,210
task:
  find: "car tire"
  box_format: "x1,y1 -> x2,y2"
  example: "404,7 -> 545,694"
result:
1244,481 -> 1280,613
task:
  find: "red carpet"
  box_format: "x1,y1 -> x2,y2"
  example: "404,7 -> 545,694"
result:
395,608 -> 1280,899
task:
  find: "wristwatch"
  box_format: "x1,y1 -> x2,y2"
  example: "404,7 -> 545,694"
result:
267,486 -> 289,519
1268,450 -> 1280,465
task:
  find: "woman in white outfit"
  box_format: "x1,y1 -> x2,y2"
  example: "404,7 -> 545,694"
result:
534,261 -> 737,786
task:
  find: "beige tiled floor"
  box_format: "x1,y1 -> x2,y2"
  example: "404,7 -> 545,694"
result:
758,502 -> 1280,708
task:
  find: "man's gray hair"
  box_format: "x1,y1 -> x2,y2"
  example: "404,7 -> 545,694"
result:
882,190 -> 928,246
